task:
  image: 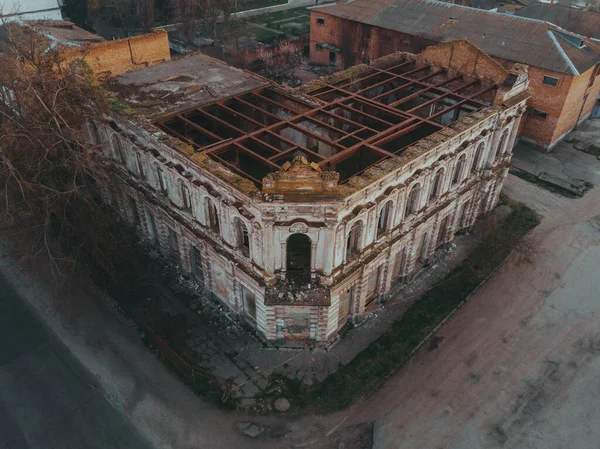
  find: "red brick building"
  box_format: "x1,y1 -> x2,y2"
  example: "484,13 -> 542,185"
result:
310,0 -> 600,150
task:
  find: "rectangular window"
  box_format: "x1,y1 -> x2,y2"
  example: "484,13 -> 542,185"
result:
168,227 -> 179,258
128,195 -> 139,224
316,17 -> 325,25
181,183 -> 192,211
191,246 -> 204,284
315,43 -> 324,51
241,285 -> 256,321
532,108 -> 549,120
148,211 -> 159,242
542,75 -> 559,87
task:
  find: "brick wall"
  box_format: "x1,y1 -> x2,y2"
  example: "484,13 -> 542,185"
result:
309,12 -> 600,149
66,30 -> 171,78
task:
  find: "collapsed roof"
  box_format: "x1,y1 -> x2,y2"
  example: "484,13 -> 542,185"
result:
154,51 -> 500,187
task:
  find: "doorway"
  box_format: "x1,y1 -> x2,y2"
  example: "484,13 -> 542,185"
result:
287,234 -> 311,285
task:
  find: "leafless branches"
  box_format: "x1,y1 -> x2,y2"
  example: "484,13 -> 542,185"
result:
0,20 -> 110,282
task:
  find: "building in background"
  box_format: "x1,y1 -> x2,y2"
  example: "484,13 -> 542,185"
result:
310,0 -> 600,150
1,0 -> 63,21
514,3 -> 600,39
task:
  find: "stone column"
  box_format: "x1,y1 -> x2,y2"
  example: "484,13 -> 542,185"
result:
279,240 -> 287,280
310,241 -> 318,280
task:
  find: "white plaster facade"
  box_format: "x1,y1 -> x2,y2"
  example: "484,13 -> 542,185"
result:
91,46 -> 530,347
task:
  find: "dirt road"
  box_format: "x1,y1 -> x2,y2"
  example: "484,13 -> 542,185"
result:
290,174 -> 600,449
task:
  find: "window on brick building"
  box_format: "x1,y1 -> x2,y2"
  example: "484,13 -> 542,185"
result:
496,129 -> 509,160
382,34 -> 392,42
128,195 -> 139,225
234,217 -> 250,257
316,43 -> 324,51
316,17 -> 325,25
532,109 -> 549,121
542,75 -> 559,87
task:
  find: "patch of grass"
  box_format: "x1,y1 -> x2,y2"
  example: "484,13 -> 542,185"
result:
237,0 -> 288,12
275,198 -> 540,413
249,6 -> 311,26
509,167 -> 579,198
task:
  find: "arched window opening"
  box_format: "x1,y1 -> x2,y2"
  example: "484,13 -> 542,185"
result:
471,142 -> 485,173
405,184 -> 421,217
452,155 -> 466,185
156,166 -> 168,195
346,221 -> 363,259
429,169 -> 445,201
180,182 -> 192,211
113,134 -> 126,165
235,218 -> 250,256
205,198 -> 220,234
377,201 -> 393,237
496,129 -> 509,160
287,234 -> 311,285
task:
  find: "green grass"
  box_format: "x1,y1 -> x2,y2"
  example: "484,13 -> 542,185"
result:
249,6 -> 312,26
269,196 -> 541,414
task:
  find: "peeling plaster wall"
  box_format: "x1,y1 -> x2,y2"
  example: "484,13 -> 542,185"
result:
93,89 -> 526,347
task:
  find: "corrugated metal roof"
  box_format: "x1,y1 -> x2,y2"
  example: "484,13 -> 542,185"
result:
315,0 -> 600,74
515,3 -> 600,39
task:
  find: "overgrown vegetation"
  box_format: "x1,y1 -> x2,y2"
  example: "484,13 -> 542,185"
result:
0,22 -> 117,284
272,196 -> 541,413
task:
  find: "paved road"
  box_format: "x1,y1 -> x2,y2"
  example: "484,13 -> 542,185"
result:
0,274 -> 151,449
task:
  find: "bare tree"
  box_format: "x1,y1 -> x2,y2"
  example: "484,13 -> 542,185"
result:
169,0 -> 199,43
0,21 -> 111,282
256,40 -> 305,84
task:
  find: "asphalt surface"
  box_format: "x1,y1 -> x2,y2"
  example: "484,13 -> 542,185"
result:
0,274 -> 151,449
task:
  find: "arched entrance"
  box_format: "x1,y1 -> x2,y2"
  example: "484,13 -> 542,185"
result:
286,234 -> 311,285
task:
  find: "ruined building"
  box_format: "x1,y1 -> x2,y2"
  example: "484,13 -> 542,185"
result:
83,30 -> 530,346
310,0 -> 600,150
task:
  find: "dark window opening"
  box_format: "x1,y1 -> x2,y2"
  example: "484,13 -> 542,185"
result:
429,169 -> 445,200
205,198 -> 220,234
181,183 -> 192,211
543,75 -> 559,87
452,154 -> 466,185
471,142 -> 485,173
128,195 -> 139,224
235,218 -> 250,257
532,109 -> 548,120
168,227 -> 179,258
377,201 -> 393,237
192,246 -> 204,285
316,17 -> 325,24
406,184 -> 421,216
287,233 -> 311,285
329,51 -> 336,65
346,221 -> 363,260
